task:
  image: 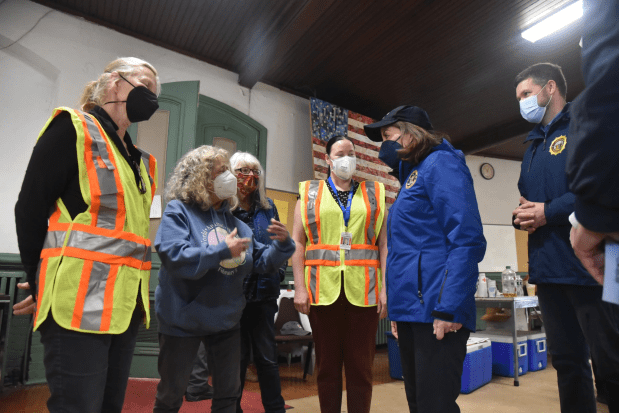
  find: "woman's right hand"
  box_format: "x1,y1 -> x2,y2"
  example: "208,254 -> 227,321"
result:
391,321 -> 398,339
294,287 -> 311,315
225,228 -> 251,258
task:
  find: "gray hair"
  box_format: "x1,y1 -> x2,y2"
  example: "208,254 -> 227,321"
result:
229,151 -> 271,210
164,145 -> 238,210
79,57 -> 161,111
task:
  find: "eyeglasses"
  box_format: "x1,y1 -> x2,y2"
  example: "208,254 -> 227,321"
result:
235,167 -> 261,176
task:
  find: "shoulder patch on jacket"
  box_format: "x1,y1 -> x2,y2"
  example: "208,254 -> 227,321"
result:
549,135 -> 567,155
405,170 -> 418,189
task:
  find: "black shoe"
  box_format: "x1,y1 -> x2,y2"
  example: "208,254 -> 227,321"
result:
597,393 -> 608,405
185,385 -> 214,402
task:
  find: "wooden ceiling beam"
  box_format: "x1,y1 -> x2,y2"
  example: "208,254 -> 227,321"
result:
237,0 -> 338,89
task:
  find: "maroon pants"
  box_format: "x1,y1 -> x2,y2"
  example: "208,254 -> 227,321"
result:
308,289 -> 380,413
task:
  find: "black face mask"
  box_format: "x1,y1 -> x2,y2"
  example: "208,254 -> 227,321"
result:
378,139 -> 403,169
105,73 -> 159,123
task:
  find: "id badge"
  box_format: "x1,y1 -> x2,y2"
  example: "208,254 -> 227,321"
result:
340,232 -> 352,250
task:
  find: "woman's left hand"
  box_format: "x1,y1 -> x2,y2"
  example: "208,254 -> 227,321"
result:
377,289 -> 387,319
433,319 -> 462,340
268,218 -> 291,242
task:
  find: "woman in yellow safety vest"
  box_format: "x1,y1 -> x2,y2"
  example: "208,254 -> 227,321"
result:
14,57 -> 160,413
292,135 -> 388,413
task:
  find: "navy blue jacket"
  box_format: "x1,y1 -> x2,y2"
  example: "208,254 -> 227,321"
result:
154,200 -> 295,337
567,0 -> 619,233
518,104 -> 597,286
387,139 -> 486,332
233,198 -> 287,303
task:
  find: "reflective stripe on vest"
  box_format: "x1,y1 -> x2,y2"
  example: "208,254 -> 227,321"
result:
304,180 -> 322,245
34,108 -> 154,333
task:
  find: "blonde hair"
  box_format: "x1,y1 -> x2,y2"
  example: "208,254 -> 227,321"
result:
164,145 -> 238,210
79,57 -> 161,112
230,151 -> 271,210
394,121 -> 448,165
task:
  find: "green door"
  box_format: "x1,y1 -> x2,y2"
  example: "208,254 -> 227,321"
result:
195,95 -> 267,165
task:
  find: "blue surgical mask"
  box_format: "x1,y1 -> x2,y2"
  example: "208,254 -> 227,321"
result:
519,82 -> 552,124
378,139 -> 403,169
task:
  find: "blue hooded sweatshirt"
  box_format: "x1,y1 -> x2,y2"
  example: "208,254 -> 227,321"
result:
154,200 -> 295,337
386,139 -> 486,332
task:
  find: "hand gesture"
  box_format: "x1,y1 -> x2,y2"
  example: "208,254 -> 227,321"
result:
391,321 -> 398,339
13,282 -> 36,315
294,288 -> 311,315
570,225 -> 606,284
377,289 -> 387,319
433,319 -> 462,340
268,218 -> 291,242
513,196 -> 546,233
225,228 -> 251,258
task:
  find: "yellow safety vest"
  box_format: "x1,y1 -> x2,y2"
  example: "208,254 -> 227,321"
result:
299,180 -> 385,307
33,107 -> 157,334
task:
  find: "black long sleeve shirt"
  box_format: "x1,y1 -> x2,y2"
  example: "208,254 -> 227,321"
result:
15,106 -> 146,296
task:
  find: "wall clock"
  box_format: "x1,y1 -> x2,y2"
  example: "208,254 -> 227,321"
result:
480,163 -> 495,180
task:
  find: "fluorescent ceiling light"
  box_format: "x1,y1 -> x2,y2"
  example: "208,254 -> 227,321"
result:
522,1 -> 583,43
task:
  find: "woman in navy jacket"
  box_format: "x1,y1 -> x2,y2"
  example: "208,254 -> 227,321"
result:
365,106 -> 486,413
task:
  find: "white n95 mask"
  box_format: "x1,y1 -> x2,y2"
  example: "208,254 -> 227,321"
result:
332,156 -> 356,180
213,170 -> 237,199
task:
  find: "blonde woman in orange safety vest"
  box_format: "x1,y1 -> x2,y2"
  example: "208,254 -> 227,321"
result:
292,135 -> 388,413
14,57 -> 160,413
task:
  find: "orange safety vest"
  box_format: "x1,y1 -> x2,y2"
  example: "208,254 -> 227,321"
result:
33,107 -> 156,334
299,180 -> 385,307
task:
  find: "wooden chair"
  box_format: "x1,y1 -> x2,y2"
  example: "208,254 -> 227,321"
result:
274,297 -> 314,380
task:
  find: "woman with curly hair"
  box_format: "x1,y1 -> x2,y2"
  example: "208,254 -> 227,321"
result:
153,146 -> 295,413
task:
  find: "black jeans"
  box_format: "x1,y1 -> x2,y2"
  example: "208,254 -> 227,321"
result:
396,321 -> 469,413
537,283 -> 619,413
237,300 -> 285,413
186,341 -> 210,394
38,306 -> 142,413
154,328 -> 241,413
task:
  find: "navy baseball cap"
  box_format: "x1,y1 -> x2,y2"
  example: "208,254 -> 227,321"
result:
364,105 -> 433,142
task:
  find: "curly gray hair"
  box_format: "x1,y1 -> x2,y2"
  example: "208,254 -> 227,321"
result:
164,145 -> 238,210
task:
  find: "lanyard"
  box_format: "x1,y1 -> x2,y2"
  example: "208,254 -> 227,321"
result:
327,177 -> 354,227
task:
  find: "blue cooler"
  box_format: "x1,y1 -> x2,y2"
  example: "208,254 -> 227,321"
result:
526,332 -> 547,371
472,332 -> 528,377
385,331 -> 404,380
460,338 -> 492,394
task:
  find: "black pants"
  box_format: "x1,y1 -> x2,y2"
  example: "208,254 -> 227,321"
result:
396,321 -> 469,413
153,328 -> 241,413
537,283 -> 619,413
39,306 -> 142,413
186,341 -> 211,394
237,300 -> 285,413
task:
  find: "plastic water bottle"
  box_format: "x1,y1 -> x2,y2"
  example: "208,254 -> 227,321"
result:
501,266 -> 517,297
516,273 -> 524,296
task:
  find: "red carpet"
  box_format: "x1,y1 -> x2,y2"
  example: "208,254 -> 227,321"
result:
122,379 -> 292,412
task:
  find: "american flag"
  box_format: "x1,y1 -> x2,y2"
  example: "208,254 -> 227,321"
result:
310,97 -> 400,205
